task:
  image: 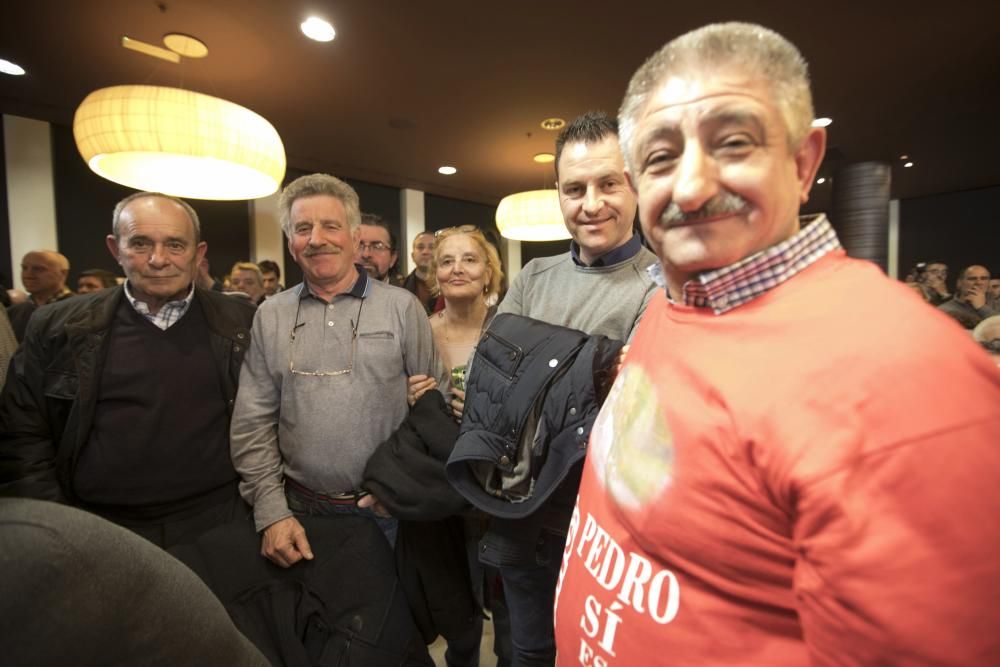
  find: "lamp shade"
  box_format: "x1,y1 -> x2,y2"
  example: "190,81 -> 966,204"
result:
495,189 -> 570,241
73,85 -> 286,200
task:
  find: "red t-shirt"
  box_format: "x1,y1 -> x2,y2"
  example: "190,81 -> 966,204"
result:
554,253 -> 1000,666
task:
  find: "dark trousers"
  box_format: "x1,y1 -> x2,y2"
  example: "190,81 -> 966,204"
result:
448,537 -> 513,667
94,483 -> 248,550
496,530 -> 566,667
286,484 -> 398,547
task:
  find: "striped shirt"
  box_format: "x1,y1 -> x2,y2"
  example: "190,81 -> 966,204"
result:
124,281 -> 195,330
649,214 -> 842,315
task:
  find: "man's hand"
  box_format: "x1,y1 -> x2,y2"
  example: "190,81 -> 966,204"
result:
261,516 -> 314,568
961,284 -> 987,309
925,273 -> 947,295
357,493 -> 393,518
407,374 -> 438,407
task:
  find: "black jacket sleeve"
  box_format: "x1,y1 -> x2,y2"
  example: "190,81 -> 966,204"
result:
0,312 -> 70,501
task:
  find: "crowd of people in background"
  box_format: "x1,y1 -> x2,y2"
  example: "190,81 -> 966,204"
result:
904,261 -> 999,363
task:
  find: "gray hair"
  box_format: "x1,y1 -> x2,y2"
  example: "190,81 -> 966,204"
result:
112,192 -> 201,243
618,22 -> 815,173
278,173 -> 362,237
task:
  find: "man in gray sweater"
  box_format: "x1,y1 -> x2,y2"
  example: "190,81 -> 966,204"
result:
492,111 -> 657,667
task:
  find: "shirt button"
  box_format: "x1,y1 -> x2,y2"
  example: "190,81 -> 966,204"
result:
576,427 -> 585,436
234,345 -> 241,352
499,455 -> 511,466
548,358 -> 558,368
569,407 -> 577,416
328,304 -> 334,310
237,332 -> 245,339
328,321 -> 335,327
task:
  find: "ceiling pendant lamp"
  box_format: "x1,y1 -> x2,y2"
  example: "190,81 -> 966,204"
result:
73,85 -> 286,200
495,189 -> 570,241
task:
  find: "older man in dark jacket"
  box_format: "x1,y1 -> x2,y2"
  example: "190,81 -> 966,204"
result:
0,192 -> 255,549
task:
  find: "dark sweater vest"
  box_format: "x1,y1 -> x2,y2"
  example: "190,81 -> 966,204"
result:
74,297 -> 237,514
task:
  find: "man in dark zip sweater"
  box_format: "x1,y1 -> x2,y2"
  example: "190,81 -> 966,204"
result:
0,193 -> 255,549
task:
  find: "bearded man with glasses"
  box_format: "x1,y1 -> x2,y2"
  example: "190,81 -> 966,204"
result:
230,173 -> 444,567
355,212 -> 404,285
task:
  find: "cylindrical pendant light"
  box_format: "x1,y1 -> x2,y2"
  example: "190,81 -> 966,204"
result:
73,85 -> 286,200
495,189 -> 569,241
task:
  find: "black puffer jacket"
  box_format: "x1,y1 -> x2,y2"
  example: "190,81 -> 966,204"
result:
446,314 -> 622,520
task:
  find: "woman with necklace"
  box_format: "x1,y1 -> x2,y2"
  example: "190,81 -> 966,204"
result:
406,224 -> 509,667
408,225 -> 503,420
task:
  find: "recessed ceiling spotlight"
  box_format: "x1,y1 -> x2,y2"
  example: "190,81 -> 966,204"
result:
540,118 -> 565,131
816,177 -> 826,185
301,17 -> 336,42
899,154 -> 909,160
903,161 -> 914,168
533,153 -> 555,163
0,58 -> 26,76
811,117 -> 832,128
438,166 -> 457,175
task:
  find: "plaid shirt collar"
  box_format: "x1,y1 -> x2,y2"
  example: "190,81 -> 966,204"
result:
124,281 -> 195,330
649,214 -> 841,315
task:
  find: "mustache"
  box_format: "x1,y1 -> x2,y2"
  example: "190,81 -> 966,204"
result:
660,191 -> 749,226
303,246 -> 340,257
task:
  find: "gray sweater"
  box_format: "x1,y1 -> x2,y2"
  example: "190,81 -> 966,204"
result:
231,279 -> 444,531
498,246 -> 658,341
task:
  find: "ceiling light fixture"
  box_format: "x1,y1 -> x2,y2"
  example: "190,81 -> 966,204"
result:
899,154 -> 909,160
540,118 -> 565,131
496,190 -> 570,241
903,162 -> 914,168
533,153 -> 555,164
0,58 -> 27,76
438,166 -> 457,175
73,85 -> 286,200
122,36 -> 181,63
163,33 -> 208,58
301,17 -> 336,42
816,177 -> 826,185
812,117 -> 832,128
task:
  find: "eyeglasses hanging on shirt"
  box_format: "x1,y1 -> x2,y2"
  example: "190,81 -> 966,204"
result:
289,297 -> 364,376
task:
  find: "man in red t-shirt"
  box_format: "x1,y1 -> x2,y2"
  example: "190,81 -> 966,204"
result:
553,22 -> 1000,667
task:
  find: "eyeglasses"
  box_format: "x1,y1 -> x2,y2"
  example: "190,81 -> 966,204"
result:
358,241 -> 392,253
434,224 -> 478,238
289,297 -> 364,377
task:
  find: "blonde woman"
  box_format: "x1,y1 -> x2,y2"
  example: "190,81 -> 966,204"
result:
408,225 -> 504,420
408,223 -> 509,666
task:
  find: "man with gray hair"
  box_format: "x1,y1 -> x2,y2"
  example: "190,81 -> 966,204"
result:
230,173 -> 443,567
0,192 -> 255,549
554,23 -> 1000,664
